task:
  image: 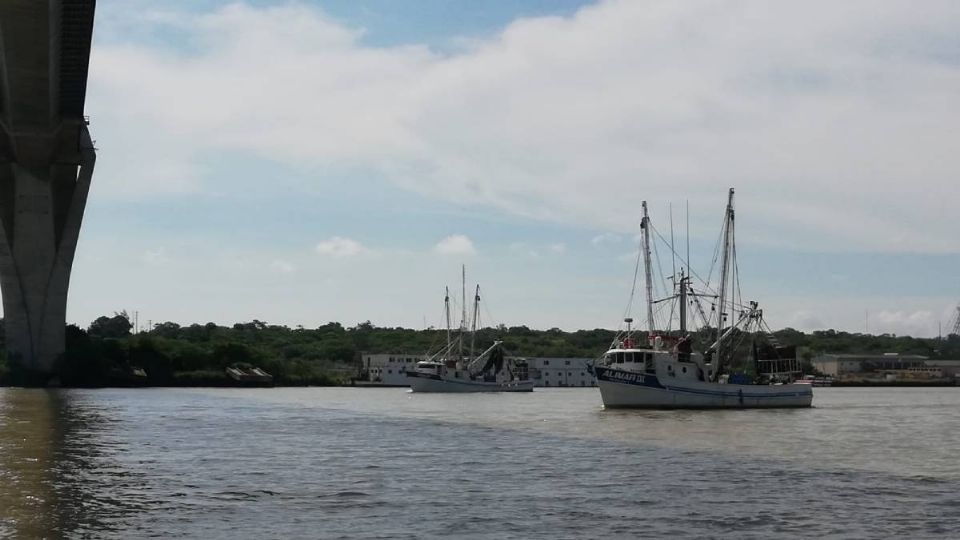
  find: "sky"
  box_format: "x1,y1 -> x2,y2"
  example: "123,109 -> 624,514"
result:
47,0 -> 960,336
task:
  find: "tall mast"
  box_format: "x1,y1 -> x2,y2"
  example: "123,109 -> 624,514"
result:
445,286 -> 452,351
641,201 -> 655,336
460,265 -> 466,360
679,270 -> 687,334
470,285 -> 480,359
715,188 -> 735,375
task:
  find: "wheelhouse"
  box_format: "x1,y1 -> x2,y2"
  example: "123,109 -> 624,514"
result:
603,348 -> 662,374
414,361 -> 442,375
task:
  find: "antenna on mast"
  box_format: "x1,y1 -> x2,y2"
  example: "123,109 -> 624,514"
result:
685,199 -> 691,275
669,202 -> 677,282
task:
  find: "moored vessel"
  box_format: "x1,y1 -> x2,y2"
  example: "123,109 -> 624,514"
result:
407,268 -> 533,393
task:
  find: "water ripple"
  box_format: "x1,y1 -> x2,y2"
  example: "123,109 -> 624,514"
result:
2,387 -> 960,538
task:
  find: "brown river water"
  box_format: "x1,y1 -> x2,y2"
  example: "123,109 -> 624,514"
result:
2,387 -> 959,538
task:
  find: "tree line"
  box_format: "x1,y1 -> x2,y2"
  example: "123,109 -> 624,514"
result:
1,312 -> 958,386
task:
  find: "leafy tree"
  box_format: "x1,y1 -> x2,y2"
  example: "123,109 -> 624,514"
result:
88,311 -> 132,339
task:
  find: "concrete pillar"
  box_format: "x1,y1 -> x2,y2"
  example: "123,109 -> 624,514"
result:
0,1 -> 97,379
0,124 -> 94,376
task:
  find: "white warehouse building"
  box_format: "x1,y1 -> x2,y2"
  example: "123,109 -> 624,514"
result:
358,353 -> 597,388
359,353 -> 426,386
524,357 -> 597,387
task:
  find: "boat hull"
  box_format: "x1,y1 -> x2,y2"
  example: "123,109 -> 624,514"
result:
595,366 -> 812,409
406,372 -> 534,393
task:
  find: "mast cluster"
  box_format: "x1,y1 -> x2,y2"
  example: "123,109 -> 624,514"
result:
442,265 -> 487,366
635,188 -> 762,381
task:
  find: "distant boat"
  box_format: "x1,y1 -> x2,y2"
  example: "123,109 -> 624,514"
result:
593,189 -> 813,409
406,267 -> 533,393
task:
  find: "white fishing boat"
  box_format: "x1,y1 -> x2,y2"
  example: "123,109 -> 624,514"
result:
593,189 -> 813,409
407,268 -> 533,393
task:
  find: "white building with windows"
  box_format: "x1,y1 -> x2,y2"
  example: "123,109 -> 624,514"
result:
359,353 -> 426,386
358,353 -> 597,388
523,357 -> 597,387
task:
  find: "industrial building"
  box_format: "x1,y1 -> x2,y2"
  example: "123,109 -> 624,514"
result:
812,353 -> 960,383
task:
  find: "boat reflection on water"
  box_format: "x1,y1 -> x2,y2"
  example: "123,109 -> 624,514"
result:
0,389 -> 129,538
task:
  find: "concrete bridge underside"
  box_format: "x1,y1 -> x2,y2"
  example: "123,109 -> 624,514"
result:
0,1 -> 96,377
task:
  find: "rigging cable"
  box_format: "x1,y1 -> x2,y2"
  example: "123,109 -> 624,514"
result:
622,222 -> 645,327
649,226 -> 671,331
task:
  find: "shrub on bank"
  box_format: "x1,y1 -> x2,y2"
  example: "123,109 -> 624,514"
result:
172,370 -> 232,386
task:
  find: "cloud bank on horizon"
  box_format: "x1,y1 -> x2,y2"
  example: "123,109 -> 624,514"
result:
62,0 -> 960,337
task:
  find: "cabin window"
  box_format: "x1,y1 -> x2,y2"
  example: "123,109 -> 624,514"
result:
565,360 -> 570,365
681,367 -> 687,374
544,360 -> 550,366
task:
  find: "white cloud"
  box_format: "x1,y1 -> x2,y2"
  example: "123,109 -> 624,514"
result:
785,310 -> 827,331
509,241 -> 564,257
315,237 -> 371,258
434,234 -> 477,255
618,250 -> 641,263
88,1 -> 960,253
592,233 -> 622,246
269,259 -> 296,274
141,248 -> 169,266
872,310 -> 938,338
759,296 -> 960,338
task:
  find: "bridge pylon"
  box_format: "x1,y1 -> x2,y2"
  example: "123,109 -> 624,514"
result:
0,1 -> 97,378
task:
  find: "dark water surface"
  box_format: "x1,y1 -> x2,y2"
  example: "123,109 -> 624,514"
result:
2,387 -> 960,538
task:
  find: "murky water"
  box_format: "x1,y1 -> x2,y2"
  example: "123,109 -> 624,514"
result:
2,387 -> 959,538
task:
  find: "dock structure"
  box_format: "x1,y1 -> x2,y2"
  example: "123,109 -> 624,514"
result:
0,1 -> 97,377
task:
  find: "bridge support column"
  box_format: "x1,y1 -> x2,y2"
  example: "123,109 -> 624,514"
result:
0,124 -> 95,377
